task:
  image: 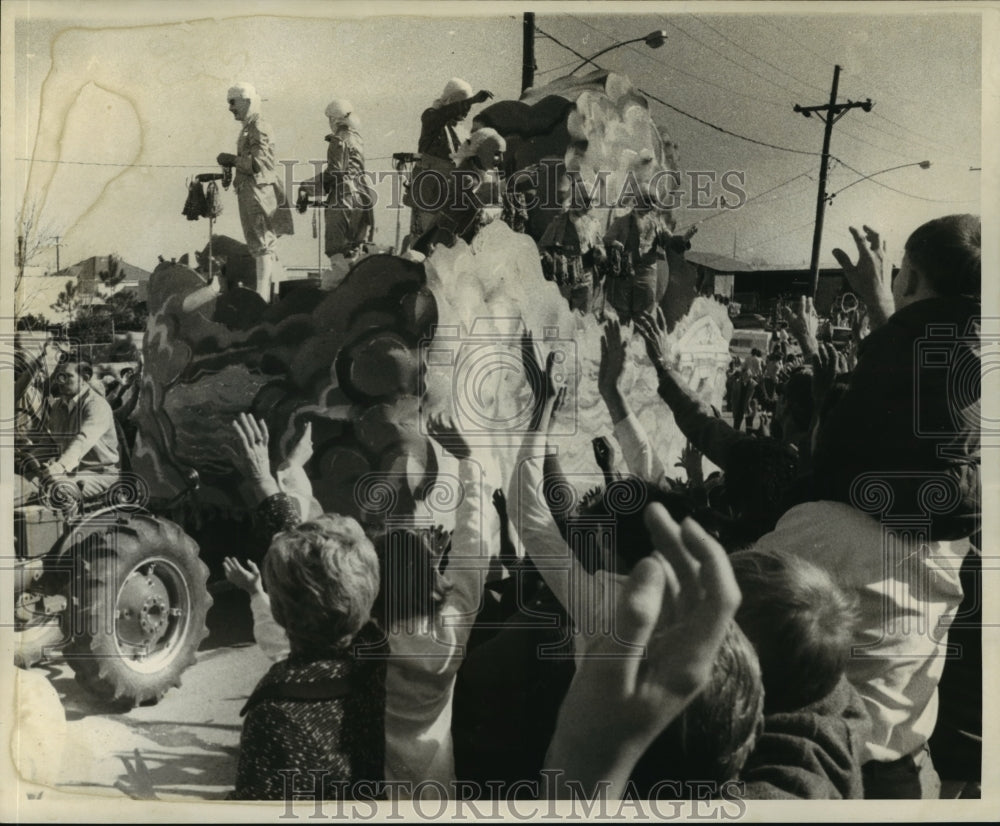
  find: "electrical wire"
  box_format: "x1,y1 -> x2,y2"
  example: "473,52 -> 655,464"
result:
539,22 -> 822,157
639,87 -> 822,156
16,157 -> 206,168
830,158 -> 978,204
18,154 -> 402,168
687,13 -> 831,96
662,16 -> 804,98
565,15 -> 791,109
676,168 -> 815,231
756,15 -> 980,165
736,216 -> 817,255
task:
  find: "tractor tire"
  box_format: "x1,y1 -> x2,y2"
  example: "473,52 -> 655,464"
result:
63,513 -> 212,709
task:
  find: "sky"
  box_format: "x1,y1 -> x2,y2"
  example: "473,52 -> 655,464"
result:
5,0 -> 992,285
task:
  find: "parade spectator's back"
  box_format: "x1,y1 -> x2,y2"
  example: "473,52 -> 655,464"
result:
814,214 -> 980,540
234,514 -> 386,800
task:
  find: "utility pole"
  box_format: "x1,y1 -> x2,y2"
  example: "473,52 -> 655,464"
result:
54,235 -> 62,272
794,65 -> 872,297
522,12 -> 535,95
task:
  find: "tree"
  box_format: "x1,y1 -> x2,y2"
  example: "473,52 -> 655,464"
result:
67,309 -> 113,344
97,254 -> 147,332
50,280 -> 83,319
104,289 -> 147,332
16,312 -> 50,331
15,200 -> 62,318
98,254 -> 126,293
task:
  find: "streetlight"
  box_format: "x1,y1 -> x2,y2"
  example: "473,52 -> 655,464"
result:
569,30 -> 668,74
826,160 -> 931,204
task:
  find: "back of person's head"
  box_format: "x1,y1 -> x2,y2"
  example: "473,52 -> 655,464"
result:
630,621 -> 764,797
264,513 -> 380,654
729,547 -> 858,713
374,526 -> 453,626
904,214 -> 980,300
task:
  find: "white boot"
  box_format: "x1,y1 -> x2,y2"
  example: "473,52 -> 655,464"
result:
254,253 -> 274,303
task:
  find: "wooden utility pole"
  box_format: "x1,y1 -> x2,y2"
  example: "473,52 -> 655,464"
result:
794,65 -> 872,296
522,13 -> 535,95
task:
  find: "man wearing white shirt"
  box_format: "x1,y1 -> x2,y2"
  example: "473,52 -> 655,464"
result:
22,358 -> 120,503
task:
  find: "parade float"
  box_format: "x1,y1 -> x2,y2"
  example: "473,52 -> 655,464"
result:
14,71 -> 734,709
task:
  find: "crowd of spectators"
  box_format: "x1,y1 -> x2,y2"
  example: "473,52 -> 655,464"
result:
221,213 -> 981,803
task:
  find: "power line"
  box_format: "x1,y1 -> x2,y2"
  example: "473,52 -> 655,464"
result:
677,168 -> 815,230
565,15 -> 790,109
831,158 -> 978,204
757,16 -> 980,165
545,17 -> 977,219
831,123 -> 921,162
737,216 -> 817,255
866,109 -> 979,162
639,87 -> 821,156
535,55 -> 586,77
756,16 -> 840,68
688,13 -> 831,96
538,21 -> 821,157
16,157 -> 207,168
534,27 -> 605,72
661,17 -> 803,99
17,155 -> 400,168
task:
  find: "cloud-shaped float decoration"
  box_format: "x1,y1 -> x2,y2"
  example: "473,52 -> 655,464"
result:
474,69 -> 680,242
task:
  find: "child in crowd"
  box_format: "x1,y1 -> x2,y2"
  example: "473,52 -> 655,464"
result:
730,548 -> 871,799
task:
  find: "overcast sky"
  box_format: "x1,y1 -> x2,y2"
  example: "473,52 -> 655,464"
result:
6,1 -> 991,276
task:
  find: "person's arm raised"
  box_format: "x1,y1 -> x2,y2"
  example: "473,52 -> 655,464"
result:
228,413 -> 281,506
831,225 -> 894,331
545,505 -> 741,798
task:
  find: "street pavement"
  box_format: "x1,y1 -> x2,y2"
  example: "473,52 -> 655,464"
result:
14,587 -> 268,803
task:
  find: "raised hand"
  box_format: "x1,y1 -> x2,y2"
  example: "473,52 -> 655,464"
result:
474,89 -> 495,104
675,440 -> 703,486
546,505 -> 741,794
492,488 -> 508,519
811,341 -> 848,409
831,225 -> 893,327
427,523 -> 453,564
782,295 -> 819,357
592,435 -> 619,476
282,420 -> 314,470
598,318 -> 627,399
426,413 -> 472,461
521,330 -> 563,431
634,306 -> 670,373
223,556 -> 264,596
230,413 -> 272,482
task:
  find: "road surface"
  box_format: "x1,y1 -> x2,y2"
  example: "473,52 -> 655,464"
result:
12,586 -> 268,803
